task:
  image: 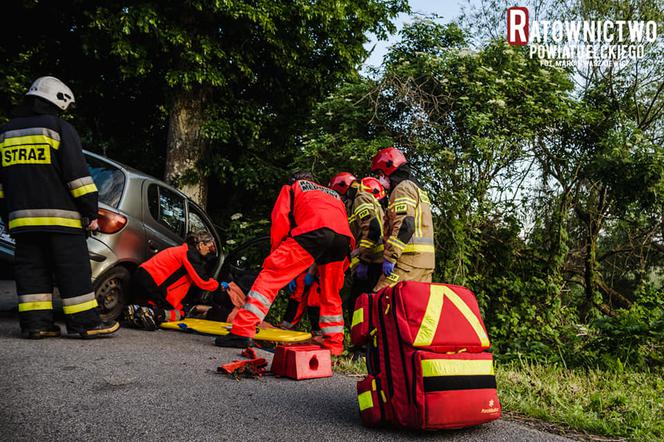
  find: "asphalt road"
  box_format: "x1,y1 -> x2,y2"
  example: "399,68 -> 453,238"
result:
0,280 -> 571,442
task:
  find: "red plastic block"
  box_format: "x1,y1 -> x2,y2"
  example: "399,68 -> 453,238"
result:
271,344 -> 332,379
271,344 -> 320,377
284,347 -> 332,380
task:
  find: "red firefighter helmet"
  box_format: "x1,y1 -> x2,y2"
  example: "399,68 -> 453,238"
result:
328,172 -> 357,195
370,147 -> 407,177
360,177 -> 386,201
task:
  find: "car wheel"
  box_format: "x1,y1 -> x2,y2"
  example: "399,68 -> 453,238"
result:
94,266 -> 131,322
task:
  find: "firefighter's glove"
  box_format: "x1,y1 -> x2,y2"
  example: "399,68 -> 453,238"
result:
304,273 -> 316,287
355,262 -> 369,280
219,281 -> 230,290
382,259 -> 395,276
287,280 -> 297,293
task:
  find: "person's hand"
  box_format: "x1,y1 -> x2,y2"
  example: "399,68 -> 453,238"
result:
355,262 -> 369,280
382,259 -> 395,276
87,219 -> 99,232
304,272 -> 316,286
287,280 -> 297,293
219,281 -> 229,290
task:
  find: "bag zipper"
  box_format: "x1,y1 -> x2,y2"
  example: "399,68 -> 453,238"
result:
377,294 -> 394,397
391,290 -> 412,405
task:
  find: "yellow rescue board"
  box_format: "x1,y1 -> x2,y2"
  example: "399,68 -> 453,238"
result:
160,318 -> 312,342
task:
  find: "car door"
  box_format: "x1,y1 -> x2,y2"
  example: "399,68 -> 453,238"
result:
143,182 -> 186,256
186,201 -> 223,278
219,236 -> 270,293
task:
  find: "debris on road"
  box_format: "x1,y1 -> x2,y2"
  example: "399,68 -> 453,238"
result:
217,347 -> 268,379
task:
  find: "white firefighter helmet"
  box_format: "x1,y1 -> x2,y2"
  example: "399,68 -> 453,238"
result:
26,76 -> 75,111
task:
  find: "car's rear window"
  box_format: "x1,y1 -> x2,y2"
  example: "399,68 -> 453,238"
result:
86,155 -> 125,208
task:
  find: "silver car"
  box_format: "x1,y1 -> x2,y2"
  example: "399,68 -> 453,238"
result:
0,150 -> 223,321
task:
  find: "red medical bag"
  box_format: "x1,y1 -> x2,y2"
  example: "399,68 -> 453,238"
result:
352,281 -> 501,429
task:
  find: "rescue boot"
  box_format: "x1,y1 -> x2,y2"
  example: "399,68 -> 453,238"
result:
22,325 -> 61,339
123,304 -> 143,328
136,306 -> 159,331
68,320 -> 120,338
214,333 -> 252,349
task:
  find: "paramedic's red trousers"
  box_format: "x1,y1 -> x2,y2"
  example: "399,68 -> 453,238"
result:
231,235 -> 348,355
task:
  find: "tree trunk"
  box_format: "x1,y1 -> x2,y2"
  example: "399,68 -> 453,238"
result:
164,88 -> 209,208
596,277 -> 633,309
581,220 -> 597,319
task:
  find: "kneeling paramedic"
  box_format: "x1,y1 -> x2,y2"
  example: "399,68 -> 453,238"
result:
371,147 -> 435,291
215,172 -> 354,355
125,231 -> 220,330
0,77 -> 118,338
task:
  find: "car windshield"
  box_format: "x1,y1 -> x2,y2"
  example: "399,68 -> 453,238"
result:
86,155 -> 125,208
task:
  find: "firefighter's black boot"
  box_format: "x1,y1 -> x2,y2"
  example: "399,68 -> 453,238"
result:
215,332 -> 252,348
22,324 -> 61,339
68,320 -> 120,339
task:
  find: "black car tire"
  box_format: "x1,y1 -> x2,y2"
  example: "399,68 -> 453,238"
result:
93,266 -> 131,322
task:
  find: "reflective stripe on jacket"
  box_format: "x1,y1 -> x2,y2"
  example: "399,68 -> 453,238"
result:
348,191 -> 384,265
0,114 -> 98,233
384,179 -> 435,269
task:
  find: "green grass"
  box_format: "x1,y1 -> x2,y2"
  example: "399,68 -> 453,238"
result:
333,354 -> 368,375
333,355 -> 664,441
497,361 -> 663,441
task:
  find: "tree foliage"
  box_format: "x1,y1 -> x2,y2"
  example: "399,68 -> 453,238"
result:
298,13 -> 663,368
1,0 -> 408,210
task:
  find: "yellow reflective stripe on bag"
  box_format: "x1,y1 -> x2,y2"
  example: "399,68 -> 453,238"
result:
421,359 -> 494,377
358,390 -> 374,411
413,285 -> 490,348
351,308 -> 364,328
413,285 -> 445,347
444,288 -> 490,347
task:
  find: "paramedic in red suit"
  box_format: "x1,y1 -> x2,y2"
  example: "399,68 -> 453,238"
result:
124,231 -> 220,330
215,172 -> 354,355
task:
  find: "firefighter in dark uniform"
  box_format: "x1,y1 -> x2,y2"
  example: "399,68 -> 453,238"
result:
0,76 -> 119,338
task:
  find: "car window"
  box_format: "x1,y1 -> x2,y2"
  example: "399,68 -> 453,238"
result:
188,206 -> 212,236
227,238 -> 270,275
86,155 -> 125,208
147,184 -> 186,238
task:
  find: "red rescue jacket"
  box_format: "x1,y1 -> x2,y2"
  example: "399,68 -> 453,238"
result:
140,243 -> 219,310
270,180 -> 354,251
